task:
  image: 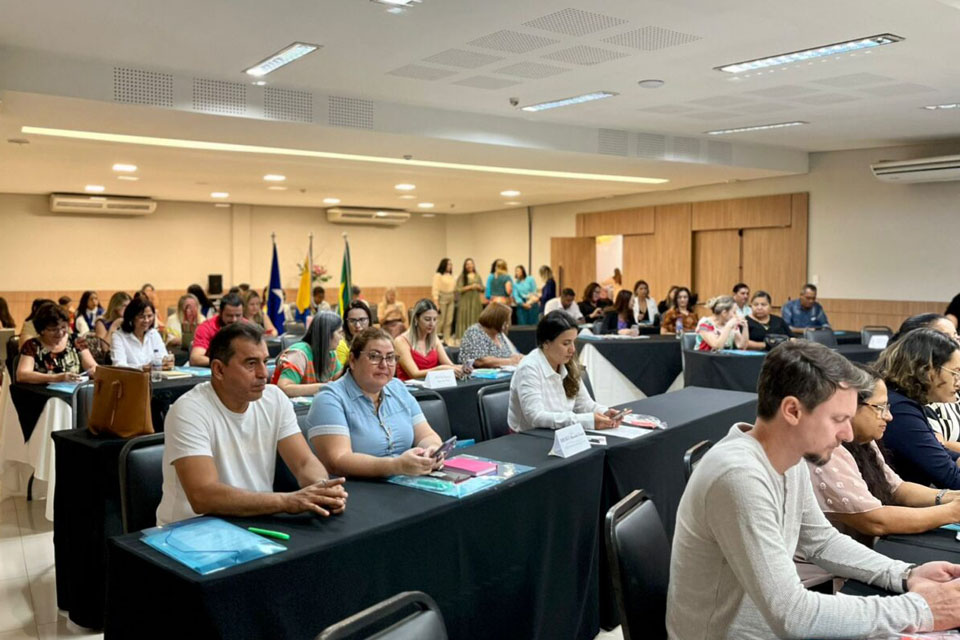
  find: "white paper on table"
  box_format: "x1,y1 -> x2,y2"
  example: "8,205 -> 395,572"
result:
868,335 -> 889,350
585,425 -> 653,440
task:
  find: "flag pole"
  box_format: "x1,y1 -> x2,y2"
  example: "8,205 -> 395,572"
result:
308,232 -> 314,311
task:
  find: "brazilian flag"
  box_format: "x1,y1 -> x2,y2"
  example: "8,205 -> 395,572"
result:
338,236 -> 352,317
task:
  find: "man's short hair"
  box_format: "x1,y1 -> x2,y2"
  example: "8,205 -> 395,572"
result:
756,341 -> 869,419
58,295 -> 72,306
732,283 -> 748,294
209,322 -> 265,365
802,283 -> 818,294
561,288 -> 576,297
219,293 -> 243,313
312,285 -> 325,296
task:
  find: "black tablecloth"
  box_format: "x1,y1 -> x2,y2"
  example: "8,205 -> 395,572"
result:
9,383 -> 74,440
508,325 -> 538,354
105,434 -> 605,640
577,336 -> 683,397
875,529 -> 960,565
834,331 -> 861,345
683,345 -> 880,392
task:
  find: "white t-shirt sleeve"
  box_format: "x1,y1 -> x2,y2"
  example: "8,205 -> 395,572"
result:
164,397 -> 214,463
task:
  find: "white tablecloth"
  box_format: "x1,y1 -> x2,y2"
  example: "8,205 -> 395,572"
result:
579,343 -> 683,407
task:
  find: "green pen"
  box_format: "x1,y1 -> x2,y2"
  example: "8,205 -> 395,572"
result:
247,527 -> 290,541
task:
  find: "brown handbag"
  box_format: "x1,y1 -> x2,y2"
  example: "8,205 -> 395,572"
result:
88,365 -> 154,438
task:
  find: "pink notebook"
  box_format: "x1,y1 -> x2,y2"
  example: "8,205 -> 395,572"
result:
443,457 -> 498,477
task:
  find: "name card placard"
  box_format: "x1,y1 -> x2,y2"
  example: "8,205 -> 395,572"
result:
424,369 -> 458,389
549,424 -> 592,458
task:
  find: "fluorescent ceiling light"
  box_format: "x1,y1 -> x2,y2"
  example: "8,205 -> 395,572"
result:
263,174 -> 286,181
323,197 -> 341,204
417,202 -> 434,208
520,92 -> 618,112
504,201 -> 521,206
394,183 -> 416,190
421,213 -> 436,218
372,0 -> 420,5
112,163 -> 137,172
500,190 -> 521,197
85,184 -> 105,192
117,175 -> 139,181
716,34 -> 903,74
211,191 -> 229,198
922,103 -> 959,110
267,185 -> 287,191
705,121 -> 808,135
398,194 -> 417,199
244,42 -> 320,77
214,203 -> 230,208
20,127 -> 669,185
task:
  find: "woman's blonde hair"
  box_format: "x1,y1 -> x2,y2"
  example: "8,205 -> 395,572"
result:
705,295 -> 736,315
494,259 -> 508,276
404,298 -> 440,353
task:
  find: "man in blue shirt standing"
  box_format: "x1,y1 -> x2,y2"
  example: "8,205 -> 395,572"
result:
782,284 -> 830,334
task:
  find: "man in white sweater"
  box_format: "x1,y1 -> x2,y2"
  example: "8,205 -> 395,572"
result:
668,341 -> 960,639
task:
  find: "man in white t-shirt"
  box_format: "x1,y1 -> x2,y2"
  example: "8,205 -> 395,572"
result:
733,282 -> 752,317
156,322 -> 347,525
542,288 -> 584,323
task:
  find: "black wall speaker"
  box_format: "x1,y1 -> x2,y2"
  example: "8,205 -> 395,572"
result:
208,274 -> 223,295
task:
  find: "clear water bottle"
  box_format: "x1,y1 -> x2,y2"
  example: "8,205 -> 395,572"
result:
151,349 -> 163,383
675,317 -> 683,339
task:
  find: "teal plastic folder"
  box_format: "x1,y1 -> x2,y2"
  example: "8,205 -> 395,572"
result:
141,517 -> 286,575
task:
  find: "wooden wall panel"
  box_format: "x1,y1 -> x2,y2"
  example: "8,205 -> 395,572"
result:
815,298 -> 947,332
622,234 -> 658,294
693,230 -> 741,300
621,203 -> 693,300
551,237 -> 597,299
576,206 -> 655,237
691,194 -> 792,231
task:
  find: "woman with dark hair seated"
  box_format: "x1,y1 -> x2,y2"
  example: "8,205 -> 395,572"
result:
272,312 -> 344,397
660,287 -> 699,335
508,311 -> 622,432
0,297 -> 15,331
600,290 -> 638,335
110,294 -> 170,369
74,291 -> 103,336
16,303 -> 97,383
809,365 -> 960,546
18,298 -> 55,343
578,282 -> 605,322
745,290 -> 792,351
891,312 -> 959,344
335,300 -> 372,366
878,329 -> 960,488
458,302 -> 521,368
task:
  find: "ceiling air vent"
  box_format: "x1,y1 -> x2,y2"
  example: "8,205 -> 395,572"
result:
326,207 -> 410,226
50,194 -> 157,215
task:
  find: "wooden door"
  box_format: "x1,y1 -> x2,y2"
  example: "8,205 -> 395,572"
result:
693,230 -> 741,302
551,237 -> 596,298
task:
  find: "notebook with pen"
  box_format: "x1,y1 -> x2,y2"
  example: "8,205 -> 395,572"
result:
141,517 -> 286,575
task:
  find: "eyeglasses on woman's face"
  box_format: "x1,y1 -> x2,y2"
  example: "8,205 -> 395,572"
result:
362,350 -> 397,366
861,402 -> 891,418
347,316 -> 370,327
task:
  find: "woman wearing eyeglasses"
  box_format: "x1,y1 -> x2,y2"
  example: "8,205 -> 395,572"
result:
16,302 -> 97,383
335,301 -> 372,366
306,328 -> 445,478
808,364 -> 960,546
878,328 -> 960,489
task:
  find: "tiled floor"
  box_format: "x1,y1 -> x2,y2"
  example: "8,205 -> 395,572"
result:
0,492 -> 621,640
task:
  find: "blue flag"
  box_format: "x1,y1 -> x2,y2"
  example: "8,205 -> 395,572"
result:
267,241 -> 285,334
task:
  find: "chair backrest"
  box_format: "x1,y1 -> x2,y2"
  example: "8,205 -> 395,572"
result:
803,327 -> 837,347
368,304 -> 379,326
605,490 -> 670,640
411,389 -> 452,441
5,334 -> 19,378
861,325 -> 892,346
285,322 -> 307,337
477,381 -> 512,441
76,381 -> 96,431
281,333 -> 302,351
683,440 -> 713,482
0,328 -> 14,365
118,433 -> 166,533
592,319 -> 603,335
680,331 -> 697,352
444,346 -> 460,364
581,367 -> 595,400
317,591 -> 447,640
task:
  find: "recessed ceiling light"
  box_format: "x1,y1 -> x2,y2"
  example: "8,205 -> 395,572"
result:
214,203 -> 231,208
417,202 -> 434,209
211,191 -> 229,198
372,0 -> 421,5
263,174 -> 286,181
22,126 -> 669,185
252,81 -> 267,86
398,194 -> 416,200
500,190 -> 521,197
112,163 -> 137,172
84,184 -> 105,193
267,185 -> 287,191
504,201 -> 521,206
520,92 -> 617,112
716,34 -> 903,74
705,121 -> 808,135
421,213 -> 436,218
922,103 -> 960,110
323,197 -> 341,205
117,175 -> 139,181
375,211 -> 388,217
244,42 -> 321,77
637,79 -> 665,89
395,183 -> 416,191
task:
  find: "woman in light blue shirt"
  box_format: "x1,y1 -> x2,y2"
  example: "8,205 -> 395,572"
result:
513,265 -> 540,325
307,327 -> 444,478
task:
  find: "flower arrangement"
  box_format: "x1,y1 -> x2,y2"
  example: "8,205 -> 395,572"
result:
297,260 -> 332,283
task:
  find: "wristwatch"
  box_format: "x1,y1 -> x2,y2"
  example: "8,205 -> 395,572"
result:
902,564 -> 916,592
936,489 -> 948,505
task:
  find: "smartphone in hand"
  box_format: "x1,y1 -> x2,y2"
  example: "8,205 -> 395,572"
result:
432,436 -> 458,460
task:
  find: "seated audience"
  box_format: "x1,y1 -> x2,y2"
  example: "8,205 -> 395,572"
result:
241,290 -> 277,336
600,290 -> 639,335
458,303 -> 521,368
110,294 -> 169,369
745,290 -> 792,350
543,288 -> 584,323
156,322 -> 346,525
165,293 -> 201,348
377,287 -> 408,338
538,265 -> 556,313
190,293 -> 245,367
19,298 -> 54,343
630,280 -> 659,327
809,364 -> 960,547
945,292 -> 960,329
513,265 -> 540,326
668,340 -> 960,639
782,283 -> 830,333
0,296 -> 15,330
58,296 -> 75,331
16,302 -> 96,383
313,286 -> 331,313
508,311 -> 620,432
732,282 -> 752,317
891,312 -> 960,344
272,312 -> 343,397
95,292 -> 131,344
350,285 -> 367,307
139,283 -> 163,329
578,282 -> 605,322
187,283 -> 216,319
695,296 -> 748,351
336,300 -> 372,366
307,328 -> 445,478
74,291 -> 103,336
395,299 -> 463,381
488,259 -> 513,305
660,287 -> 699,335
657,285 -> 679,316
878,328 -> 960,489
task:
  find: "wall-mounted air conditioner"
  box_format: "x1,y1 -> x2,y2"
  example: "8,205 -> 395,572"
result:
325,207 -> 410,226
870,155 -> 960,183
49,193 -> 157,215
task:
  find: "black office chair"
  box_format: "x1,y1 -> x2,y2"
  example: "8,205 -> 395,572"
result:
861,325 -> 892,347
368,305 -> 379,326
285,322 -> 307,338
118,433 -> 165,533
477,382 -> 512,441
680,332 -> 697,352
411,389 -> 452,441
682,440 -> 713,482
605,489 -> 670,640
445,346 -> 460,364
581,367 -> 595,401
317,591 -> 447,640
592,319 -> 603,335
280,333 -> 302,351
803,327 -> 837,347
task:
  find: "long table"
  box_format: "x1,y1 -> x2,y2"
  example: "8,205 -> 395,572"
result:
576,335 -> 683,406
105,434 -> 606,640
418,376 -> 511,442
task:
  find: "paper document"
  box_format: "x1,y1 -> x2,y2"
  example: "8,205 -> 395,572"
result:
585,425 -> 652,440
